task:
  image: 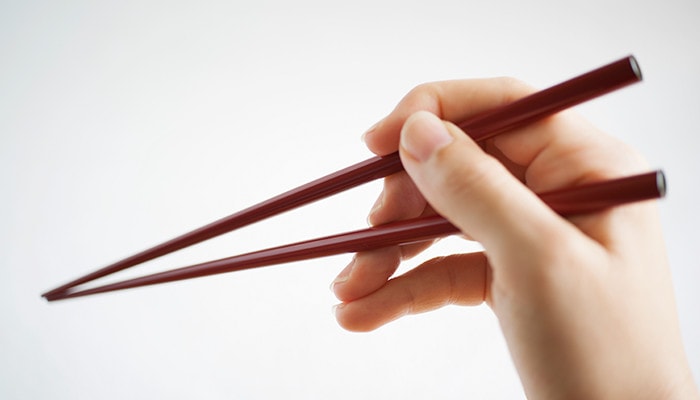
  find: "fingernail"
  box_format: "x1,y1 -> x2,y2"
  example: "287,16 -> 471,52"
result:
330,257 -> 355,292
361,119 -> 383,142
400,111 -> 453,162
332,303 -> 346,317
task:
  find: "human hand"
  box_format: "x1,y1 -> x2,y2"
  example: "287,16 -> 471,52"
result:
330,79 -> 699,398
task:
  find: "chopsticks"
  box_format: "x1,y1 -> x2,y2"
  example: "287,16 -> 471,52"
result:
42,55 -> 647,301
44,170 -> 666,301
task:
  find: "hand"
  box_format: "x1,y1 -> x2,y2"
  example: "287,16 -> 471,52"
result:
330,79 -> 699,398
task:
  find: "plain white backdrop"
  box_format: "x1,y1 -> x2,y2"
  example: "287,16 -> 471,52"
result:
2,0 -> 699,398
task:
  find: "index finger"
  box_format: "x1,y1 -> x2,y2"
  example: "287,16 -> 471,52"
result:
363,78 -> 536,156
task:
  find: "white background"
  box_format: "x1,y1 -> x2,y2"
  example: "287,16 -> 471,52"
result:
2,0 -> 699,398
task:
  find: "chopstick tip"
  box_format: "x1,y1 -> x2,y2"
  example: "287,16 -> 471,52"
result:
42,291 -> 67,302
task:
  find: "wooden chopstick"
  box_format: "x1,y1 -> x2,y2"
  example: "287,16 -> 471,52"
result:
42,55 -> 643,299
44,171 -> 665,301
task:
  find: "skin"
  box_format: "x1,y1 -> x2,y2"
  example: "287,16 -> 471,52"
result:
330,78 -> 699,399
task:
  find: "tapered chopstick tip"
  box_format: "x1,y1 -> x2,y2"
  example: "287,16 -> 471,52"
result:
41,291 -> 67,302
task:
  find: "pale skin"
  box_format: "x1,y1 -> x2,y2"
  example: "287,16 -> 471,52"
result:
330,78 -> 699,399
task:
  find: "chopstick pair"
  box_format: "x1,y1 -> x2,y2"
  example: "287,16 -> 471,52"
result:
43,55 -> 658,301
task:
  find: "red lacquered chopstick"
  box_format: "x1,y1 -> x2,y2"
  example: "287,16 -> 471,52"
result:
42,56 -> 642,299
45,170 -> 665,301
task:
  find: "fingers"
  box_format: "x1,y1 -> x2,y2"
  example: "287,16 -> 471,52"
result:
367,171 -> 426,226
363,78 -> 535,156
334,78 -> 647,334
339,78 -> 538,303
398,111 -> 579,265
367,170 -> 438,260
338,165 -> 435,302
331,247 -> 402,303
335,253 -> 489,332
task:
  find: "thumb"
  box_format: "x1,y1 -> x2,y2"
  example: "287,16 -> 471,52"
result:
398,111 -> 570,259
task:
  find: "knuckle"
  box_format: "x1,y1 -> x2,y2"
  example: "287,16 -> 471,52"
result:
493,76 -> 536,103
407,82 -> 441,99
398,82 -> 444,114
